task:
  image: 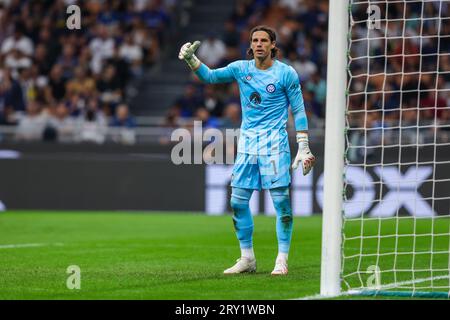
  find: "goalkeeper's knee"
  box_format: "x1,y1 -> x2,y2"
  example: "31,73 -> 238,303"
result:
270,187 -> 292,221
230,187 -> 252,213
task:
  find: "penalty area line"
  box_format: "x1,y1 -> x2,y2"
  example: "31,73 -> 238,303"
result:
0,242 -> 64,249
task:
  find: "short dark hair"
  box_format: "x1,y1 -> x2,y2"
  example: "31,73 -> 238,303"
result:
247,25 -> 279,59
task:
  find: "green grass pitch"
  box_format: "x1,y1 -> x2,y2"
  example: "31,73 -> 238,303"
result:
0,212 -> 448,299
0,212 -> 323,300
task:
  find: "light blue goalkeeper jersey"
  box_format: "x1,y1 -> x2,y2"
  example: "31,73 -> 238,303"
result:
195,59 -> 308,155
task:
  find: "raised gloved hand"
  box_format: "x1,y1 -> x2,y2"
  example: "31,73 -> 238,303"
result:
178,41 -> 201,70
292,132 -> 316,175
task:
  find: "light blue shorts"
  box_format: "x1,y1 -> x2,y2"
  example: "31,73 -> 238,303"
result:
230,152 -> 291,190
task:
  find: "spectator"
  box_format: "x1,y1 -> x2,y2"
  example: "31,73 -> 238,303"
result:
217,47 -> 241,68
1,23 -> 34,76
201,85 -> 224,117
420,91 -> 447,120
292,53 -> 317,82
133,26 -> 160,67
158,107 -> 180,145
0,4 -> 11,45
47,102 -> 76,143
303,89 -> 322,118
0,68 -> 25,115
163,107 -> 180,129
279,0 -> 302,14
77,108 -> 107,145
66,66 -> 96,98
224,82 -> 241,106
230,2 -> 251,31
65,93 -> 87,117
119,33 -> 144,78
0,71 -> 16,125
197,33 -> 227,68
401,105 -> 423,145
195,107 -> 219,129
36,27 -> 61,69
85,98 -> 108,126
120,33 -> 143,64
111,104 -> 136,128
97,65 -> 122,111
110,104 -> 136,145
221,103 -> 241,129
306,72 -> 326,105
46,64 -> 66,103
89,24 -> 115,75
140,0 -> 170,44
436,108 -> 450,143
57,44 -> 78,79
171,84 -> 202,118
106,45 -> 130,90
97,0 -> 121,27
1,22 -> 33,57
77,46 -> 93,76
4,47 -> 32,74
15,100 -> 48,141
34,44 -> 51,75
223,20 -> 240,48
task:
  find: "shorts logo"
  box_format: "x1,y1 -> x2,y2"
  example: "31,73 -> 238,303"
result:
266,84 -> 276,93
249,92 -> 262,105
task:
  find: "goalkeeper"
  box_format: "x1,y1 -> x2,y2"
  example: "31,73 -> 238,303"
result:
179,25 -> 315,275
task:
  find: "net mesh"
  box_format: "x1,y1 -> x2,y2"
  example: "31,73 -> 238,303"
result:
342,0 -> 450,295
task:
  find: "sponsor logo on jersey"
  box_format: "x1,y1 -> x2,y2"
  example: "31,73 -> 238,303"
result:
249,92 -> 262,105
266,84 -> 276,93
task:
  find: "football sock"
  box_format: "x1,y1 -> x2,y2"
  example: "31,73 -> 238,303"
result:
270,187 -> 293,254
276,252 -> 288,263
241,247 -> 255,260
230,187 -> 254,252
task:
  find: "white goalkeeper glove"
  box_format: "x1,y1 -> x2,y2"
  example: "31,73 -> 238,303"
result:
292,132 -> 316,175
178,41 -> 201,70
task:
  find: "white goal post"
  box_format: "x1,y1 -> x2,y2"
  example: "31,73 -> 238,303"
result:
321,0 -> 450,298
320,0 -> 348,297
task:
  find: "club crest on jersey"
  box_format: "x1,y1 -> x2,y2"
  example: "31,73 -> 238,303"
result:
245,75 -> 252,81
266,84 -> 276,93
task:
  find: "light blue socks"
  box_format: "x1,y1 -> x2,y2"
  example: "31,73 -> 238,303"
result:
230,187 -> 254,250
270,187 -> 293,254
230,187 -> 293,256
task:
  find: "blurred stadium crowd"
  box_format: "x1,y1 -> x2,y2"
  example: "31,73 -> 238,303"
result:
348,1 -> 449,147
0,0 -> 173,143
0,0 -> 448,145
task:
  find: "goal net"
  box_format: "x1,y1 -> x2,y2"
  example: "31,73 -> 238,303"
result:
342,0 -> 450,297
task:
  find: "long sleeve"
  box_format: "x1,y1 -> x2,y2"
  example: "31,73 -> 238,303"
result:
286,67 -> 308,131
194,62 -> 238,84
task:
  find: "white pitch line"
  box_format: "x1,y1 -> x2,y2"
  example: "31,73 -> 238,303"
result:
295,292 -> 347,300
350,274 -> 450,292
0,243 -> 64,249
294,293 -> 331,300
296,275 -> 450,300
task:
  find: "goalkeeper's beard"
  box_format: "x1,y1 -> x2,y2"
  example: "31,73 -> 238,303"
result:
253,49 -> 273,68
